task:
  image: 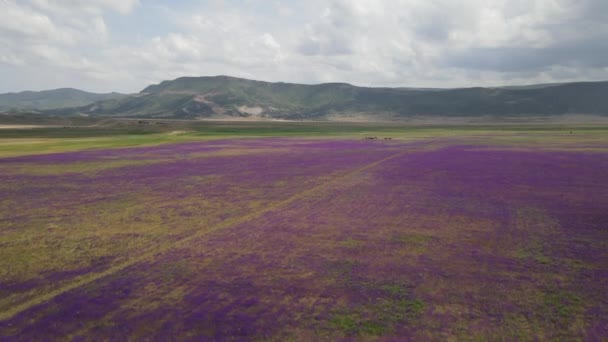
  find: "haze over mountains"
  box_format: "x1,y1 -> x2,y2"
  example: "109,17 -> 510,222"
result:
3,76 -> 608,121
0,89 -> 125,112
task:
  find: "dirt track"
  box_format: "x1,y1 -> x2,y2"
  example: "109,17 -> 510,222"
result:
0,125 -> 60,129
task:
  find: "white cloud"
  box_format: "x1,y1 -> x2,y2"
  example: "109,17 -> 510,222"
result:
0,1 -> 78,45
1,0 -> 608,93
30,0 -> 140,15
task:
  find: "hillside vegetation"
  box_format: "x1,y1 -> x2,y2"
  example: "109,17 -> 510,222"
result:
13,76 -> 608,120
0,88 -> 125,111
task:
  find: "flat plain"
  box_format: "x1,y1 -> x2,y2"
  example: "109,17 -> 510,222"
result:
0,122 -> 607,340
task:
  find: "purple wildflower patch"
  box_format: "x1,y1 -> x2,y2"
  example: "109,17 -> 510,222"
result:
1,138 -> 607,340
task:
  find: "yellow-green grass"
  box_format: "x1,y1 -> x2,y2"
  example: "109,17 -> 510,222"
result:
0,141 -> 410,321
1,123 -> 607,340
2,123 -> 607,158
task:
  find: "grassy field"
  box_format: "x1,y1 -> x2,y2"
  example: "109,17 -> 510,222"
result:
0,122 -> 607,340
1,120 -> 607,157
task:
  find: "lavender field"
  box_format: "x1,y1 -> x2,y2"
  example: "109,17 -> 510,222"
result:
1,133 -> 607,340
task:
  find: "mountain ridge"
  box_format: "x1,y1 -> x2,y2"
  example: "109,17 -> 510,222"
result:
0,88 -> 126,111
6,76 -> 608,120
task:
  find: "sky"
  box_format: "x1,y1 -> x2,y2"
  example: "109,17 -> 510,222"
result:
1,0 -> 608,93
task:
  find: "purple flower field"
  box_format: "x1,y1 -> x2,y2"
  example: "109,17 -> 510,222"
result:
1,137 -> 607,340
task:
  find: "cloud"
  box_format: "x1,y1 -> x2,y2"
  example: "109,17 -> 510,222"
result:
0,1 -> 79,45
446,39 -> 608,72
441,0 -> 608,73
0,0 -> 133,91
30,0 -> 140,15
1,0 -> 608,93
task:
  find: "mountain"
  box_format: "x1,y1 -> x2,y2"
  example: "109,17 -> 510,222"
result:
0,88 -> 126,111
39,76 -> 608,120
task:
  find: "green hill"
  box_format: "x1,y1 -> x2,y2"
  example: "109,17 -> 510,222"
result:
34,76 -> 608,119
0,88 -> 126,111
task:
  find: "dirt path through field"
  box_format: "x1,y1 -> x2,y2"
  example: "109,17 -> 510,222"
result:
0,125 -> 60,129
0,146 -> 418,322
